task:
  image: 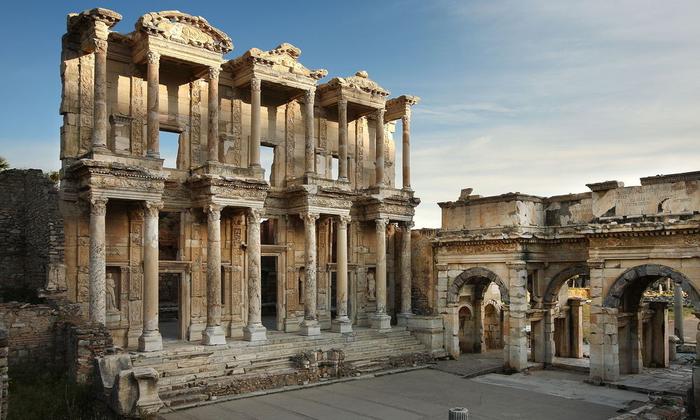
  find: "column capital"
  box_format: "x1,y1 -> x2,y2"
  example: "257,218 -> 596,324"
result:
338,215 -> 352,226
146,50 -> 160,65
403,220 -> 415,230
208,66 -> 220,81
251,76 -> 261,92
375,108 -> 385,120
305,86 -> 316,101
205,203 -> 222,221
142,201 -> 163,218
88,195 -> 108,216
93,38 -> 108,54
338,98 -> 348,109
247,207 -> 263,224
375,217 -> 388,232
300,212 -> 320,224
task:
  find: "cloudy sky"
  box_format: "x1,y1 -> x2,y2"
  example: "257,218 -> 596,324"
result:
1,1 -> 698,228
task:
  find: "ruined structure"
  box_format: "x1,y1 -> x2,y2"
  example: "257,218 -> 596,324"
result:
417,171 -> 700,391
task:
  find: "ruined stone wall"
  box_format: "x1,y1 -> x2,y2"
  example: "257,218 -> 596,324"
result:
0,169 -> 63,300
411,229 -> 438,315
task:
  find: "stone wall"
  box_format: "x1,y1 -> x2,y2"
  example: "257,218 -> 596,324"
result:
0,329 -> 7,420
0,169 -> 64,300
411,229 -> 438,315
0,302 -> 65,366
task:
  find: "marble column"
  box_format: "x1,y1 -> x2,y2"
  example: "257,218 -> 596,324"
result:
300,212 -> 321,336
249,77 -> 261,168
507,263 -> 528,371
139,201 -> 163,352
207,67 -> 220,163
397,221 -> 414,327
371,218 -> 391,330
401,110 -> 411,189
146,51 -> 160,158
304,88 -> 316,176
91,38 -> 108,152
203,204 -> 226,345
88,195 -> 107,325
332,215 -> 352,333
244,208 -> 267,341
374,109 -> 385,187
338,99 -> 348,181
674,282 -> 684,343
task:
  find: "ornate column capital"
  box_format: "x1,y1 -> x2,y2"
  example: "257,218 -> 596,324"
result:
403,220 -> 415,231
338,98 -> 348,110
146,51 -> 160,65
300,212 -> 320,224
338,215 -> 352,226
375,108 -> 385,121
88,195 -> 108,216
305,87 -> 316,102
251,76 -> 261,92
93,38 -> 108,54
208,66 -> 220,81
142,201 -> 163,218
247,207 -> 263,224
375,217 -> 388,232
205,203 -> 222,222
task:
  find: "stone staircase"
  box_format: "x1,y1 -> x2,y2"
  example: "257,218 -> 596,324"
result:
130,327 -> 431,410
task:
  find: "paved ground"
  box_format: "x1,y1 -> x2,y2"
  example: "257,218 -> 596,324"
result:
432,350 -> 504,377
162,369 -> 642,420
612,357 -> 694,396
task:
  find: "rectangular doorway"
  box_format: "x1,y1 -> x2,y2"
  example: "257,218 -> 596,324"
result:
159,272 -> 181,341
261,256 -> 278,331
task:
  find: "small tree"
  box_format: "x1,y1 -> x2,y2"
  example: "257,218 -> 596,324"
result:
0,156 -> 8,171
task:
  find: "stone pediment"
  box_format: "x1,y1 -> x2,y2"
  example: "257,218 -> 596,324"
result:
319,71 -> 390,98
226,43 -> 327,80
135,11 -> 233,54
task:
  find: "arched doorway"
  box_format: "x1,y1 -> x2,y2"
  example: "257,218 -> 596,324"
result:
597,264 -> 700,381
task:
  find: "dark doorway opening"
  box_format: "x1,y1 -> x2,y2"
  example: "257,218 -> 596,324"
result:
159,272 -> 180,340
261,256 -> 278,330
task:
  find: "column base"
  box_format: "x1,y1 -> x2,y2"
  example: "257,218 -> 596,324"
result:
202,325 -> 227,345
331,317 -> 353,334
299,319 -> 321,336
243,324 -> 267,342
396,312 -> 413,327
138,330 -> 163,352
146,151 -> 160,159
370,313 -> 392,331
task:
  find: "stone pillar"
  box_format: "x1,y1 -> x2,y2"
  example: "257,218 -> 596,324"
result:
207,67 -> 220,163
506,262 -> 528,371
544,304 -> 556,365
92,38 -> 109,152
304,88 -> 316,176
531,317 -> 545,363
474,298 -> 484,353
401,110 -> 411,189
570,298 -> 584,358
139,201 -> 162,352
337,99 -> 348,181
332,215 -> 352,333
244,208 -> 266,341
300,213 -> 321,335
502,304 -> 511,363
146,51 -> 160,158
371,218 -> 391,330
674,282 -> 684,343
397,221 -> 414,327
249,77 -> 261,168
374,109 -> 385,187
588,261 -> 620,382
203,204 -> 226,345
88,195 -> 108,325
649,301 -> 670,368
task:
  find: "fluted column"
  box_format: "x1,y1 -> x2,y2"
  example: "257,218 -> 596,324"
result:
304,88 -> 316,176
371,218 -> 391,330
244,208 -> 267,341
139,201 -> 163,352
338,99 -> 348,181
332,215 -> 352,333
88,195 -> 107,325
146,51 -> 160,158
249,77 -> 261,168
402,110 -> 411,189
374,109 -> 385,187
300,212 -> 321,336
92,39 -> 108,152
207,67 -> 220,163
203,204 -> 226,345
397,221 -> 414,326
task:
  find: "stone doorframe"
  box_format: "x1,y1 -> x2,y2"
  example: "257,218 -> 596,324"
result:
261,245 -> 287,332
592,263 -> 700,382
158,261 -> 191,341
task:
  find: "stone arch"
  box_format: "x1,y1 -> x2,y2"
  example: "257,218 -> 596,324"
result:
448,267 -> 509,305
543,263 -> 590,304
603,264 -> 700,310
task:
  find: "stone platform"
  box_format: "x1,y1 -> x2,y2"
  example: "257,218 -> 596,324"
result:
130,327 -> 431,410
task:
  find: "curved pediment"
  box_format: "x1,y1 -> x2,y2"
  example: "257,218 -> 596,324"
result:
136,11 -> 233,54
319,71 -> 389,97
226,43 -> 328,81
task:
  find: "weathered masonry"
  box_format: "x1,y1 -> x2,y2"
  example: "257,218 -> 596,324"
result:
57,8 -> 422,353
415,171 -> 700,398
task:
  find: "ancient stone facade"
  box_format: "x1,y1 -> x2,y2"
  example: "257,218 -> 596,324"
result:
58,8 -> 419,352
418,171 -> 700,380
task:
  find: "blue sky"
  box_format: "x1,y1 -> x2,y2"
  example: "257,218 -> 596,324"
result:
1,1 -> 699,227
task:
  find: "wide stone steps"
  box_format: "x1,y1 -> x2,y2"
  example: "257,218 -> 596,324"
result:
131,328 -> 431,409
